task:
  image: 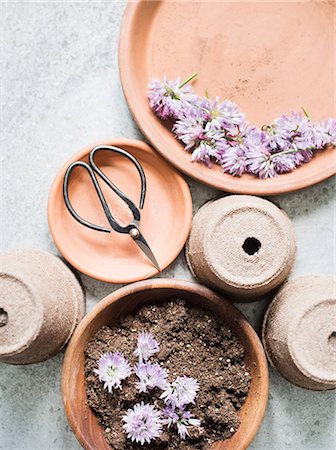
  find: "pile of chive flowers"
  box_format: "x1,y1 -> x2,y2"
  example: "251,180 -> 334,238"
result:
147,73 -> 336,179
94,331 -> 201,445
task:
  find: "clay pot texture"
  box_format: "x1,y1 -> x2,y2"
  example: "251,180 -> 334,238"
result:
0,248 -> 85,364
119,0 -> 336,194
48,139 -> 192,284
262,276 -> 336,391
62,279 -> 269,450
186,195 -> 296,300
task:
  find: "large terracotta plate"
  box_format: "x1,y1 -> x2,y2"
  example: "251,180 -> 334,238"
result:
48,139 -> 192,283
119,0 -> 335,195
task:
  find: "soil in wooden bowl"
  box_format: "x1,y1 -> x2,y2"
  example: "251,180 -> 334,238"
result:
84,300 -> 251,449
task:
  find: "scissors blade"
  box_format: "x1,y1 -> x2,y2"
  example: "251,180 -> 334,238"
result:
134,232 -> 160,271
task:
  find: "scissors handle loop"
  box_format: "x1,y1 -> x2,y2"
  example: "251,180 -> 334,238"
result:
63,146 -> 147,234
90,145 -> 146,218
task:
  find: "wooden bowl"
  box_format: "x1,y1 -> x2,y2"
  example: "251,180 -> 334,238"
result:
62,279 -> 269,450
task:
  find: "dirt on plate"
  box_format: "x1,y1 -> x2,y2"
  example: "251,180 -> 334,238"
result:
85,299 -> 251,449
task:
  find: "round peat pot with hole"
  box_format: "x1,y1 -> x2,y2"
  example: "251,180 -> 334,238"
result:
62,279 -> 268,450
263,276 -> 336,390
0,248 -> 85,364
186,195 -> 297,300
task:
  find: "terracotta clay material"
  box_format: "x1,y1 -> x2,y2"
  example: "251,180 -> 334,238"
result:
119,0 -> 336,195
0,248 -> 85,365
262,276 -> 336,391
186,195 -> 296,300
48,139 -> 192,283
62,279 -> 269,450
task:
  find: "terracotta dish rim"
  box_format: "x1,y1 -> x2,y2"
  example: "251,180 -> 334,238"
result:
119,0 -> 336,195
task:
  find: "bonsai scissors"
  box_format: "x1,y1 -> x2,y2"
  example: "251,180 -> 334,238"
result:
63,145 -> 160,271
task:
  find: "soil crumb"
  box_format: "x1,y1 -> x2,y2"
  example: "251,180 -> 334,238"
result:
85,299 -> 251,449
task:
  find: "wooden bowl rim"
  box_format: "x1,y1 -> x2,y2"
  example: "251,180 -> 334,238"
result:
62,279 -> 269,450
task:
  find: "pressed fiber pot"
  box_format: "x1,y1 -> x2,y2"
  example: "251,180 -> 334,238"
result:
0,248 -> 85,364
62,279 -> 269,450
186,195 -> 296,300
262,276 -> 336,390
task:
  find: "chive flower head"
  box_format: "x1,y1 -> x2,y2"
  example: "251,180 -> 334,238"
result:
162,405 -> 201,439
148,75 -> 336,178
94,352 -> 132,393
161,376 -> 199,408
147,76 -> 197,120
135,362 -> 168,393
122,402 -> 163,445
134,331 -> 160,363
313,118 -> 336,148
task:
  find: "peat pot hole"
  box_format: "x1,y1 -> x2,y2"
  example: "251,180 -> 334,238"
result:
242,237 -> 261,255
328,331 -> 336,348
0,308 -> 8,327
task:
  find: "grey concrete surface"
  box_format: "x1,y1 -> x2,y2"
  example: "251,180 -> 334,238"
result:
1,1 -> 335,449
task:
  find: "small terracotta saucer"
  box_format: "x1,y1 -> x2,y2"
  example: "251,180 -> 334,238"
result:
48,139 -> 192,283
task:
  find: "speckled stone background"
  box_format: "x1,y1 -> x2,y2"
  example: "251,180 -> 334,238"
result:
1,1 -> 335,449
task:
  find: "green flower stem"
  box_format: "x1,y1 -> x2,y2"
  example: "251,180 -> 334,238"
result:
270,148 -> 301,159
179,72 -> 198,88
302,106 -> 311,120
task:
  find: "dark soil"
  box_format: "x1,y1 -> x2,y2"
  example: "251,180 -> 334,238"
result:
85,300 -> 251,449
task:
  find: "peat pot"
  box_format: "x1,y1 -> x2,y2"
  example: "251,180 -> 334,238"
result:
263,276 -> 336,390
186,195 -> 296,300
0,248 -> 85,364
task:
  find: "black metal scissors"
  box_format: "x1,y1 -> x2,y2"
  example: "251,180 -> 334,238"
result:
63,145 -> 160,271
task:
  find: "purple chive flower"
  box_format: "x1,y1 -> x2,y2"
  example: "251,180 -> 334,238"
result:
272,152 -> 297,173
148,76 -> 336,178
200,97 -> 245,130
190,141 -> 213,167
293,149 -> 314,166
162,404 -> 179,426
173,106 -> 206,151
218,99 -> 246,128
203,119 -> 229,142
313,118 -> 336,148
135,362 -> 168,393
162,405 -> 201,439
220,144 -> 246,176
246,147 -> 276,179
266,112 -> 314,152
94,352 -> 132,393
176,410 -> 201,439
243,127 -> 277,178
147,74 -> 198,120
134,332 -> 160,362
161,376 -> 199,408
262,123 -> 288,151
122,402 -> 163,445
